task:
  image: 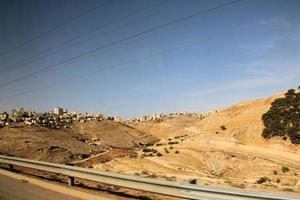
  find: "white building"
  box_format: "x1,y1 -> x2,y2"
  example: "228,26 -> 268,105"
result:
53,107 -> 66,115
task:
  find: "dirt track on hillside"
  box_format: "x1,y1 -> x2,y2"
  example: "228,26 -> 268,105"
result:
184,129 -> 300,169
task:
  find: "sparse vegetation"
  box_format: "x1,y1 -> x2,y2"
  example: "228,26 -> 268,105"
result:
262,88 -> 300,144
129,152 -> 138,159
256,176 -> 269,184
189,179 -> 197,184
142,148 -> 158,154
164,148 -> 169,154
139,196 -> 152,200
168,141 -> 179,145
281,166 -> 289,173
144,142 -> 155,147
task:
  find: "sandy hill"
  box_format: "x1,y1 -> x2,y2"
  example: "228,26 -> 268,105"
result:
0,125 -> 104,163
0,120 -> 159,163
128,116 -> 200,139
95,92 -> 300,195
72,120 -> 159,148
195,93 -> 286,145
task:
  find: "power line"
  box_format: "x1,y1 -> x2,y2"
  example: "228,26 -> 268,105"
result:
0,0 -> 170,74
0,0 -> 242,90
1,13 -> 299,103
0,0 -> 112,58
1,0 -> 261,76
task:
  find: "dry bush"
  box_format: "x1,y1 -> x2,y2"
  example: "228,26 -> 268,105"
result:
206,153 -> 227,177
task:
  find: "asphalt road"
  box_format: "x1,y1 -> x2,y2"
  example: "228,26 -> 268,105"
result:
0,174 -> 83,200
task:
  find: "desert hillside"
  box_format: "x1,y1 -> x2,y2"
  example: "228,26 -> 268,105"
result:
95,92 -> 300,195
128,115 -> 199,139
195,93 -> 286,145
1,91 -> 300,195
72,120 -> 159,148
0,120 -> 159,163
0,125 -> 104,163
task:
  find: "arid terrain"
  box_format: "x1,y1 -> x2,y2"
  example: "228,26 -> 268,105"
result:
94,92 -> 300,195
1,91 -> 300,196
0,120 -> 158,164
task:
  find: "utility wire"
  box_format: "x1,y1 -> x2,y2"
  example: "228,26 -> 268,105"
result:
0,0 -> 112,58
1,0 -> 261,76
0,0 -> 242,90
1,13 -> 299,102
0,0 -> 170,74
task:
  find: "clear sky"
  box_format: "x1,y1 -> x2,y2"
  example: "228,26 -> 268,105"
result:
0,0 -> 299,117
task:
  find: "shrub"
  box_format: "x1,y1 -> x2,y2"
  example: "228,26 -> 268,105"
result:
142,148 -> 157,154
129,152 -> 138,159
169,146 -> 174,150
281,166 -> 289,173
262,88 -> 300,144
145,142 -> 155,147
157,152 -> 162,157
276,179 -> 280,183
175,150 -> 180,154
143,148 -> 152,153
164,148 -> 169,154
168,141 -> 179,145
220,125 -> 226,130
273,170 -> 277,175
189,179 -> 197,184
256,176 -> 268,184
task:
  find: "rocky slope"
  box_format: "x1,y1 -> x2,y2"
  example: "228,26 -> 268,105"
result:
95,92 -> 300,195
0,120 -> 159,163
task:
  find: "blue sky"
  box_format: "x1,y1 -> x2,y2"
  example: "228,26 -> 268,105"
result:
0,0 -> 299,117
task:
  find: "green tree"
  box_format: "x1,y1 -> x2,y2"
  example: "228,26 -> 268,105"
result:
262,88 -> 300,144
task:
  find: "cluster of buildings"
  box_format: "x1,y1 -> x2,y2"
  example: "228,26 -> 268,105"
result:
124,112 -> 207,123
0,107 -> 108,129
0,107 -> 219,128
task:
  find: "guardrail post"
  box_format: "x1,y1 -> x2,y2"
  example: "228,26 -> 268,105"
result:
8,164 -> 13,171
68,176 -> 74,186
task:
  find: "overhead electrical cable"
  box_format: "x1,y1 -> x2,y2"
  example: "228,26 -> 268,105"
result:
0,0 -> 242,89
0,0 -> 112,58
1,13 -> 299,102
0,0 -> 171,74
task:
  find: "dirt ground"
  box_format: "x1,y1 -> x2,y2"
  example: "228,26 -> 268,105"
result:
94,93 -> 300,195
0,120 -> 158,163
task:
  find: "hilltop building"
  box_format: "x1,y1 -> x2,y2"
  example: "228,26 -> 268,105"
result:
53,107 -> 67,115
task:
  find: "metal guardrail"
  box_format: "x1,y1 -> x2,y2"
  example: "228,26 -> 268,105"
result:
0,155 -> 299,200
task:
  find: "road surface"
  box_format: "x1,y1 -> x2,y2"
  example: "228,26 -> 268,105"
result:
0,174 -> 83,200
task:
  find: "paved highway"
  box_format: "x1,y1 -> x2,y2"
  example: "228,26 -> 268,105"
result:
0,174 -> 83,200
